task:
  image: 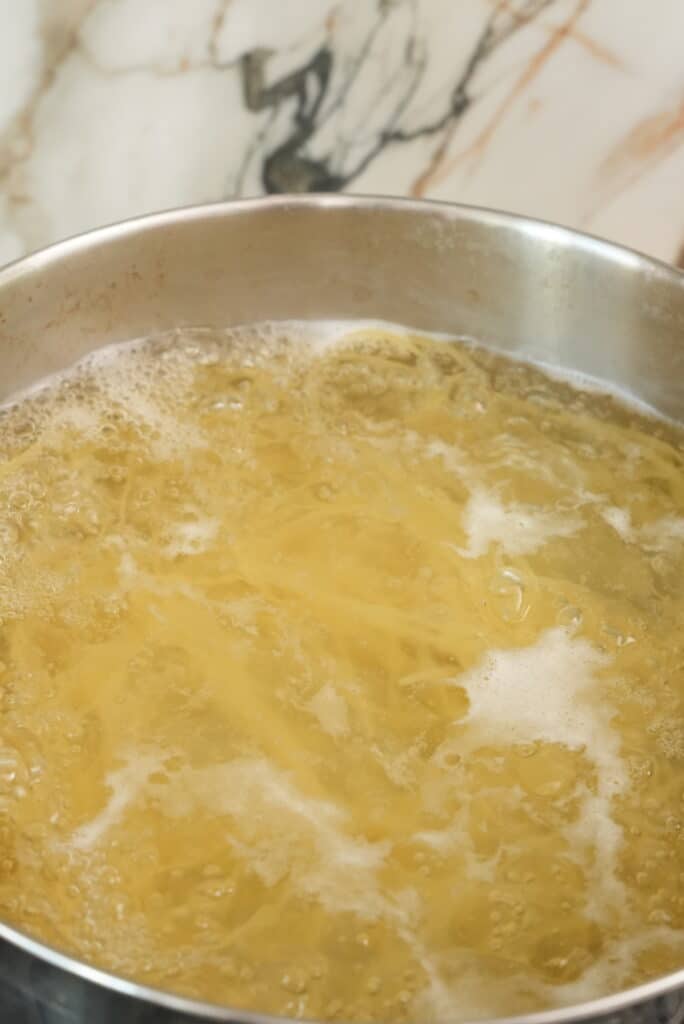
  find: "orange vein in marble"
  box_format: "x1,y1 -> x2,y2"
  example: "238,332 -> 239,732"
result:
408,0 -> 517,200
410,0 -> 591,197
565,26 -> 628,71
584,93 -> 684,223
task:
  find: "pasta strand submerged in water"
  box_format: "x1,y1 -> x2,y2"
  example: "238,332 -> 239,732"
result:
0,322 -> 682,1022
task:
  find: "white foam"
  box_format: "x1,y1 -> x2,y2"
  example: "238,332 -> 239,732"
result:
276,319 -> 679,425
153,756 -> 396,921
117,549 -> 139,588
71,751 -> 397,924
563,785 -> 626,913
600,508 -> 684,553
276,318 -> 449,355
0,331 -> 206,460
457,487 -> 582,559
642,514 -> 684,551
415,800 -> 503,884
306,683 -> 350,738
446,627 -> 628,919
71,752 -> 160,851
601,505 -> 634,542
411,923 -> 684,1020
0,334 -> 147,413
163,517 -> 219,558
1,318 -> 676,438
549,926 -> 684,1007
423,437 -> 468,476
50,403 -> 103,436
452,628 -> 619,780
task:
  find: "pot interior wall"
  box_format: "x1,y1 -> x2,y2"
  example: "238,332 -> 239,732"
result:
0,198 -> 682,422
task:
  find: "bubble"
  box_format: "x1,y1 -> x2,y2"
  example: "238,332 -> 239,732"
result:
602,625 -> 636,648
557,604 -> 583,628
280,969 -> 308,994
104,465 -> 126,484
222,396 -> 244,412
0,521 -> 21,547
7,490 -> 31,511
314,483 -> 334,502
0,750 -> 23,789
490,567 -> 528,622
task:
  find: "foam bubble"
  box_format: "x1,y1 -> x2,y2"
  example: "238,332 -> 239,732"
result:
457,487 -> 582,559
600,505 -> 634,542
452,628 -> 620,781
306,684 -> 350,738
448,628 -> 628,917
600,508 -> 684,553
152,756 -> 395,920
163,518 -> 219,558
642,514 -> 684,551
71,752 -> 161,851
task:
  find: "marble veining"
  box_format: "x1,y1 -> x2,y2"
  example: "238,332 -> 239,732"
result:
0,0 -> 682,266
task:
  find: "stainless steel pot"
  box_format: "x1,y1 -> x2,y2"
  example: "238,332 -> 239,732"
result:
0,196 -> 682,1024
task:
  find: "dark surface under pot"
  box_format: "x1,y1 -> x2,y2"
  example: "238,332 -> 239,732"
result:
0,934 -> 209,1022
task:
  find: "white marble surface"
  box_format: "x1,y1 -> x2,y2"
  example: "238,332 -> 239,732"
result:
0,0 -> 683,268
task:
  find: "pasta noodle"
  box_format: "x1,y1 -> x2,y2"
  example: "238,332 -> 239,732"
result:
0,322 -> 681,1021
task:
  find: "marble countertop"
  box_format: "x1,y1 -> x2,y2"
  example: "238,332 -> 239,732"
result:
0,0 -> 682,268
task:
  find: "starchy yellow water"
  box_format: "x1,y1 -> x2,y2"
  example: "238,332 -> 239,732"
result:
0,322 -> 682,1021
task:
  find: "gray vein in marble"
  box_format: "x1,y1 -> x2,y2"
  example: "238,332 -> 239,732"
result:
234,0 -> 559,195
0,0 -> 681,265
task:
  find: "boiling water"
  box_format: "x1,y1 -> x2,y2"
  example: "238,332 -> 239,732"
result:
0,322 -> 682,1022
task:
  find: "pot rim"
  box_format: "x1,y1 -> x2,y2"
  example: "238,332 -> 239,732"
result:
1,193 -> 682,290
